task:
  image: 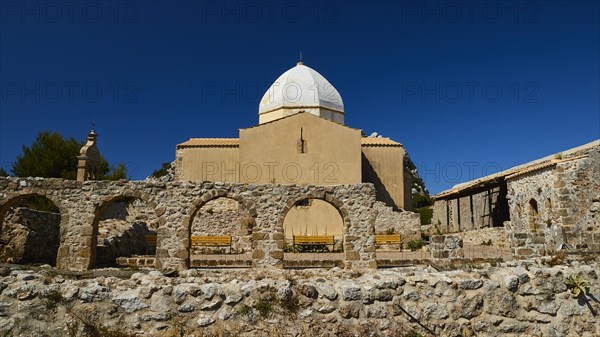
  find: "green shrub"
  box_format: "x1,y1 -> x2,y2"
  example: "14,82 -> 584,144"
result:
255,297 -> 272,317
564,274 -> 589,298
407,239 -> 424,252
416,207 -> 433,225
238,304 -> 252,317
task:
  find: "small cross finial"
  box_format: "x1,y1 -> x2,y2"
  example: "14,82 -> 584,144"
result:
91,119 -> 96,133
297,51 -> 303,65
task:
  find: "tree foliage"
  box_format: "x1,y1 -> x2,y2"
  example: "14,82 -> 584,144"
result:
404,153 -> 434,225
149,162 -> 172,179
12,131 -> 81,179
11,131 -> 127,180
99,161 -> 127,180
0,168 -> 8,177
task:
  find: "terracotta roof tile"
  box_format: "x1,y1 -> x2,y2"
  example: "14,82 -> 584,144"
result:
361,138 -> 403,147
177,138 -> 239,148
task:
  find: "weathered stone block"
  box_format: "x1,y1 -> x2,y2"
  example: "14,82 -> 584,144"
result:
269,251 -> 284,259
252,233 -> 269,241
345,251 -> 360,260
252,249 -> 264,259
516,248 -> 534,256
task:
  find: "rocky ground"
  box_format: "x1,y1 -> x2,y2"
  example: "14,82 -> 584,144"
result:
0,256 -> 598,337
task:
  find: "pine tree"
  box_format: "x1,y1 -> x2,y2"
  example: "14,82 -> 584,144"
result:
11,131 -> 127,180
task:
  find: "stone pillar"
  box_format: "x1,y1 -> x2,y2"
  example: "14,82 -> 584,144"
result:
341,186 -> 377,269
56,204 -> 96,271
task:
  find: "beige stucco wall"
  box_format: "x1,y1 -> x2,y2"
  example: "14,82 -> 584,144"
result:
361,145 -> 406,210
176,147 -> 240,182
282,199 -> 344,241
239,113 -> 361,185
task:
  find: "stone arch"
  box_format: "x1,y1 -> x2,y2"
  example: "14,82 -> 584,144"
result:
184,191 -> 257,266
277,194 -> 350,230
0,192 -> 68,266
528,198 -> 539,231
276,194 -> 350,252
89,191 -> 159,268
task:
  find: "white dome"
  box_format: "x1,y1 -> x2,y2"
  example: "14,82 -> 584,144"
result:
259,63 -> 344,124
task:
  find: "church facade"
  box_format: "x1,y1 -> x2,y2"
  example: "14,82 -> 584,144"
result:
175,61 -> 412,210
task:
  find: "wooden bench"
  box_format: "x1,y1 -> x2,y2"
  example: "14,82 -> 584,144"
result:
293,235 -> 335,250
375,234 -> 402,249
145,234 -> 157,255
191,235 -> 232,254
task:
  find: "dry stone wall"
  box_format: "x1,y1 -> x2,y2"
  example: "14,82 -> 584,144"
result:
0,260 -> 598,336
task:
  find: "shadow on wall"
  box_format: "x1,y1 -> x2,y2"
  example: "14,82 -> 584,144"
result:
361,153 -> 398,210
95,198 -> 157,267
0,196 -> 61,266
96,221 -> 155,267
492,183 -> 510,227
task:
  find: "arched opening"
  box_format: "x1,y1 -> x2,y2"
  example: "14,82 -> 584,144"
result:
92,196 -> 157,268
281,198 -> 345,268
528,199 -> 539,231
283,198 -> 344,251
544,198 -> 552,226
0,194 -> 62,266
189,197 -> 254,267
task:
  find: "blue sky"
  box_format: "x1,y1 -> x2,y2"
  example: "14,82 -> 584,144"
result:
1,0 -> 598,194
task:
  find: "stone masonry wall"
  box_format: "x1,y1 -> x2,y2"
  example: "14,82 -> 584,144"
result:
373,201 -> 420,242
430,235 -> 464,259
554,148 -> 600,251
431,198 -> 448,231
1,260 -> 599,337
506,147 -> 600,257
0,207 -> 60,265
459,227 -> 510,248
0,178 -> 378,271
191,198 -> 253,254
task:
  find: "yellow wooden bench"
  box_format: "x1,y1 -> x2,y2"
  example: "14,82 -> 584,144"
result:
191,235 -> 232,253
145,234 -> 157,255
293,235 -> 335,250
375,234 -> 402,249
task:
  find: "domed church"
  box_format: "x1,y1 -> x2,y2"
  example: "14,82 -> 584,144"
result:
175,61 -> 412,213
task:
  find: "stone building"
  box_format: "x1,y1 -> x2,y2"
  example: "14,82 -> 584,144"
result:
175,61 -> 416,243
0,61 -> 421,271
432,140 -> 600,257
